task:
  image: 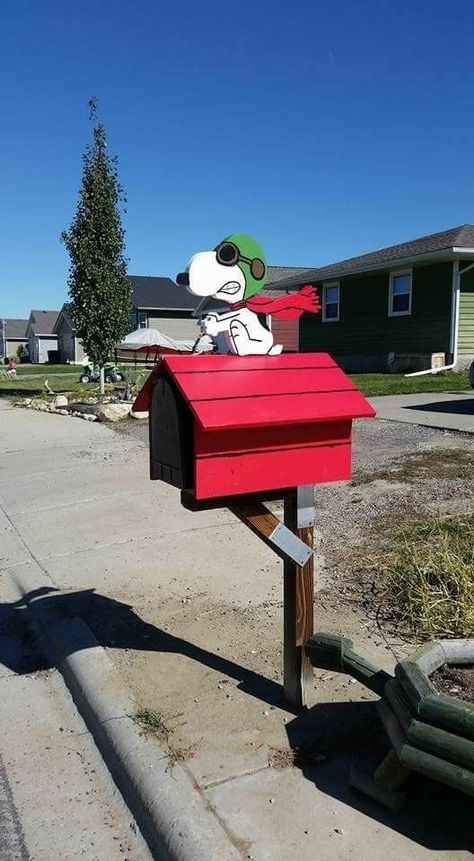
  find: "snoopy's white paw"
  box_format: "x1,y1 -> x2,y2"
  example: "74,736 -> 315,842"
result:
229,320 -> 252,355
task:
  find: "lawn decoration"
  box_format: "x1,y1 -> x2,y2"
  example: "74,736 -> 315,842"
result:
176,233 -> 320,356
135,234 -> 375,708
306,633 -> 474,808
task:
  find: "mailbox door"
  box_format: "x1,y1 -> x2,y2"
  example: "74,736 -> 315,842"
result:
149,376 -> 194,489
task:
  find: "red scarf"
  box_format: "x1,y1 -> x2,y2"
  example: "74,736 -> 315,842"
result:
230,284 -> 320,321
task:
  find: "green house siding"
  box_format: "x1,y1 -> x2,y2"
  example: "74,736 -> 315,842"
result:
458,268 -> 474,354
300,262 -> 453,357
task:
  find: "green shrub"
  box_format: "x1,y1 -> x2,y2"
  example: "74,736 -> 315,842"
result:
16,344 -> 29,363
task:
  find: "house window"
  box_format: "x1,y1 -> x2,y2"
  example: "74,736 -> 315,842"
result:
322,282 -> 340,322
137,311 -> 148,329
389,270 -> 412,316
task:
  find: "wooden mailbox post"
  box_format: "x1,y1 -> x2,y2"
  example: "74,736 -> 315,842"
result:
144,351 -> 375,710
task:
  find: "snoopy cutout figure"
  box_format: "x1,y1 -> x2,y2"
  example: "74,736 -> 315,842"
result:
177,234 -> 321,356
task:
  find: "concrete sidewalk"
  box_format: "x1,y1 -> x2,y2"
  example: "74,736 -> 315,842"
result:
371,391 -> 474,433
0,400 -> 472,860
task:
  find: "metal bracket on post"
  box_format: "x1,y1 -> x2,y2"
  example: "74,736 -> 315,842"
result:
229,502 -> 313,567
296,485 -> 315,529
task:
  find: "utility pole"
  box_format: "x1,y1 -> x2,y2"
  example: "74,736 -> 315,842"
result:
0,318 -> 6,360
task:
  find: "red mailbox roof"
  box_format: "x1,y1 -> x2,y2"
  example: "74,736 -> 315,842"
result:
161,353 -> 375,431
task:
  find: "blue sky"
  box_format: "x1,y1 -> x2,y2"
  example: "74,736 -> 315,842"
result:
1,0 -> 474,317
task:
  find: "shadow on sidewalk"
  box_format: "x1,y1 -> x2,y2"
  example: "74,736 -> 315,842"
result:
405,397 -> 474,416
0,595 -> 49,675
286,700 -> 473,853
2,587 -> 472,854
0,587 -> 285,710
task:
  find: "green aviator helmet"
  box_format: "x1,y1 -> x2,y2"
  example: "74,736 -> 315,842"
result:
214,233 -> 267,299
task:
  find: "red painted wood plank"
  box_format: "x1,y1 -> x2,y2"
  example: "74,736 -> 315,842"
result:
194,443 -> 351,499
194,420 -> 352,456
163,353 -> 337,375
172,366 -> 355,402
190,390 -> 376,430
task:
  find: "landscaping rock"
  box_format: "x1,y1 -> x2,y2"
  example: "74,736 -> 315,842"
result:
95,403 -> 131,422
53,395 -> 69,408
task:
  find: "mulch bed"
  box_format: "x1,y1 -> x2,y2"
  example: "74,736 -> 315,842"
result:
431,665 -> 474,703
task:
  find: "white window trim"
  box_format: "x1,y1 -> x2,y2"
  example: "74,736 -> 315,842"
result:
322,282 -> 340,322
389,269 -> 412,317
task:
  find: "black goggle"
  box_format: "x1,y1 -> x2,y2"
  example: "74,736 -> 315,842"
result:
215,241 -> 265,281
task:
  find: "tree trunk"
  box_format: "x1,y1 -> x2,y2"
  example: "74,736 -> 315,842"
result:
99,365 -> 105,396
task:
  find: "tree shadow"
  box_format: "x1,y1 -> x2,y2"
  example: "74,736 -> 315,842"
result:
0,389 -> 44,399
2,587 -> 472,853
406,398 -> 474,416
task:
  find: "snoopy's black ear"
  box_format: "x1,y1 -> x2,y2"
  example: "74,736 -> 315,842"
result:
250,258 -> 265,280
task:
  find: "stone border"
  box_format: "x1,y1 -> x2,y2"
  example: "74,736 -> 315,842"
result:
12,567 -> 240,861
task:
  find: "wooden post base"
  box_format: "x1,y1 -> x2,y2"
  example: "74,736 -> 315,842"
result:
231,486 -> 315,711
283,489 -> 314,710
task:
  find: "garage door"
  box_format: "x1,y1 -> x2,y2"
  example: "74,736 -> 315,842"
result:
147,316 -> 200,343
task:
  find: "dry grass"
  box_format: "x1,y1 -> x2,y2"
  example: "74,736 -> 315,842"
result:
353,448 -> 474,486
379,514 -> 474,638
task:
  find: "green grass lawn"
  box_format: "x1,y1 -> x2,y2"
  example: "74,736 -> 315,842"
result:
11,364 -> 81,376
351,369 -> 469,397
0,365 -> 142,399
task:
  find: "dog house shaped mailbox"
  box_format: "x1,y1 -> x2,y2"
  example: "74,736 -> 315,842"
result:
148,352 -> 375,502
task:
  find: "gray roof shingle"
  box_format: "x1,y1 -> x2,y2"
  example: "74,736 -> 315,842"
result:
266,225 -> 474,289
267,265 -> 315,283
3,318 -> 29,338
129,275 -> 198,311
28,310 -> 60,335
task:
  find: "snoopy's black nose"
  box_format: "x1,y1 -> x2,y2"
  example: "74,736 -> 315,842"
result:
176,272 -> 189,287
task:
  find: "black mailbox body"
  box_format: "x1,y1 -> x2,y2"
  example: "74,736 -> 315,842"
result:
149,376 -> 193,489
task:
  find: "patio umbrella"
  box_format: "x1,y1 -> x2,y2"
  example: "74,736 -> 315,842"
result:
117,327 -> 195,352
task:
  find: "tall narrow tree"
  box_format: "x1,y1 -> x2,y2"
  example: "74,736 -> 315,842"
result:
61,100 -> 132,394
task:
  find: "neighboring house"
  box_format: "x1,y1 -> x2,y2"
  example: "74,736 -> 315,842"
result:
26,310 -> 59,364
266,225 -> 474,372
52,276 -> 199,363
129,275 -> 200,342
0,318 -> 29,360
53,306 -> 85,364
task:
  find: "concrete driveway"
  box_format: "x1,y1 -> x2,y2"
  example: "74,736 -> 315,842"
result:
370,392 -> 474,433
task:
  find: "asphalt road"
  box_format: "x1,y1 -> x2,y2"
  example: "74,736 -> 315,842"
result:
0,523 -> 152,861
0,754 -> 29,861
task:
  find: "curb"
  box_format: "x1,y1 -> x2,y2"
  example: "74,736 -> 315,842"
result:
12,567 -> 241,861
